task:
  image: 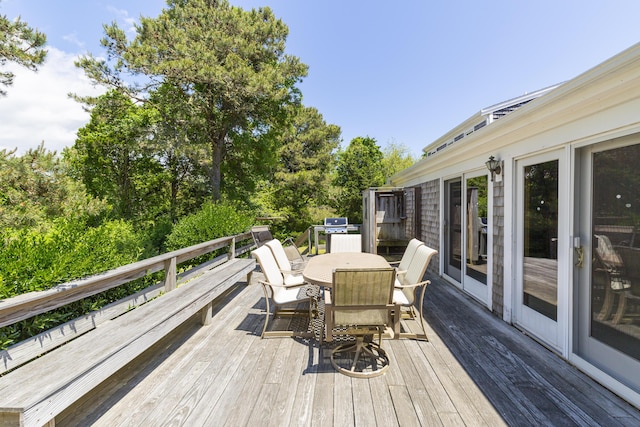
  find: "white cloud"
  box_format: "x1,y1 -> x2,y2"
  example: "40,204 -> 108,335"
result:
0,47 -> 104,155
62,32 -> 86,49
107,6 -> 138,35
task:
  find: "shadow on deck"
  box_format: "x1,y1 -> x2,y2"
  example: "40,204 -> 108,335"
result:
58,273 -> 640,426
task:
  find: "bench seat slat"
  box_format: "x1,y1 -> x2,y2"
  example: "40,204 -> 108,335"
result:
0,258 -> 254,427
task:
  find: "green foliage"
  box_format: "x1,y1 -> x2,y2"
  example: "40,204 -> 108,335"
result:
75,0 -> 308,201
0,217 -> 146,349
68,90 -> 164,222
0,145 -> 109,230
0,10 -> 47,96
0,218 -> 142,299
266,105 -> 340,231
332,136 -> 385,223
165,201 -> 254,254
381,141 -> 416,181
147,83 -> 211,221
467,175 -> 488,218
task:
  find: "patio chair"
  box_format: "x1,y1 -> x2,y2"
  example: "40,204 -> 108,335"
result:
326,268 -> 396,378
265,239 -> 306,287
594,234 -> 629,321
609,245 -> 640,324
251,225 -> 274,248
329,234 -> 362,253
392,245 -> 438,340
251,225 -> 305,263
388,238 -> 424,277
252,246 -> 315,338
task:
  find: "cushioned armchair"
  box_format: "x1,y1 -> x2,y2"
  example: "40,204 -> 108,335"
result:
388,238 -> 425,277
265,239 -> 306,287
252,246 -> 315,338
392,245 -> 438,340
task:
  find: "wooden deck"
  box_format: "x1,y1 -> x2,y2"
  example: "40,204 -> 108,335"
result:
57,271 -> 640,426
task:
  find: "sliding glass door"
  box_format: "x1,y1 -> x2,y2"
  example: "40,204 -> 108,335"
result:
575,138 -> 640,393
444,174 -> 490,305
444,179 -> 462,282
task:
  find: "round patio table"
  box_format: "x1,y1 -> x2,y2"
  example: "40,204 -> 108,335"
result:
302,252 -> 390,288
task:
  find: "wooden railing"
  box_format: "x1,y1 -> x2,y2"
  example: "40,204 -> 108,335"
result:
0,231 -> 254,374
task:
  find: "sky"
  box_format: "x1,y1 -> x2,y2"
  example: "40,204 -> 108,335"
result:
1,1 -> 640,159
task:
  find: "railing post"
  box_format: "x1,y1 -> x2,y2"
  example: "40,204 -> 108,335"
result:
230,236 -> 236,259
164,257 -> 177,292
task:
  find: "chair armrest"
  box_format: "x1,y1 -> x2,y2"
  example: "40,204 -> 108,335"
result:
291,260 -> 308,269
259,279 -> 304,289
279,266 -> 305,275
394,279 -> 431,290
324,290 -> 332,305
388,260 -> 401,266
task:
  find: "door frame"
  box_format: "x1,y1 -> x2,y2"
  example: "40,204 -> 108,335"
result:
512,148 -> 570,354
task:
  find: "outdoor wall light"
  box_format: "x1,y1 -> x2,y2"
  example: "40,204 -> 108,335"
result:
485,156 -> 502,182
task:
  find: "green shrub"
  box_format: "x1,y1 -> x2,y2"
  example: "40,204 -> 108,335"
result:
0,218 -> 146,349
165,201 -> 254,252
0,218 -> 142,298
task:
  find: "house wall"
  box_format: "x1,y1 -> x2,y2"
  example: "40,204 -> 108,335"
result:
404,187 -> 415,241
420,180 -> 440,274
389,43 -> 640,407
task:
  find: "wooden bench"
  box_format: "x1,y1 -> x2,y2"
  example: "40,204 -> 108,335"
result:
0,257 -> 255,427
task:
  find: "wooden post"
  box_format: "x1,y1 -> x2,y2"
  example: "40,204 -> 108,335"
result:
230,237 -> 236,259
164,257 -> 177,292
200,302 -> 213,325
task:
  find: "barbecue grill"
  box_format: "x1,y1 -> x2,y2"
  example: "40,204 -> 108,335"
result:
323,217 -> 349,234
322,217 -> 349,253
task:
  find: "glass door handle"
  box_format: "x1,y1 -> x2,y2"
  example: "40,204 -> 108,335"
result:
574,246 -> 584,268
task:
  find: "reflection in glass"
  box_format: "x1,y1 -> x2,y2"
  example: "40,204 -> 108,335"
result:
466,176 -> 488,284
446,181 -> 462,281
523,160 -> 558,321
592,144 -> 640,361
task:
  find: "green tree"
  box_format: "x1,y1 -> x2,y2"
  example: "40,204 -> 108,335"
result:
0,145 -> 107,230
0,9 -> 47,96
68,90 -> 162,221
269,105 -> 340,230
147,83 -> 210,222
333,137 -> 385,223
381,141 -> 416,181
75,0 -> 307,201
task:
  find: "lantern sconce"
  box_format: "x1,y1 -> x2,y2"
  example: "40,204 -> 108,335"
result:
485,156 -> 502,182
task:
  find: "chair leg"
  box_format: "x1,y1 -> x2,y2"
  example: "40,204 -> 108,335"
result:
261,284 -> 315,338
261,292 -> 271,339
416,283 -> 429,340
396,284 -> 429,341
613,292 -> 628,324
330,333 -> 390,378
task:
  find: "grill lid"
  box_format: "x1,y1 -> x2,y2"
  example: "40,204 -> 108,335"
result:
324,217 -> 348,227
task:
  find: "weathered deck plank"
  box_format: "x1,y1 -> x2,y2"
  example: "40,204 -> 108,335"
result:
57,274 -> 640,427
